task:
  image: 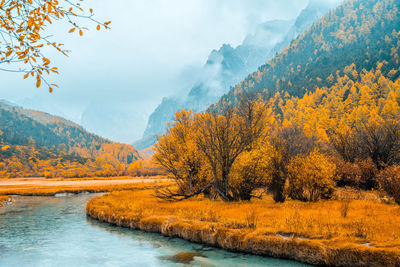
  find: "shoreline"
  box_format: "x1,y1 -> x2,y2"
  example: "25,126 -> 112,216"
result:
86,210 -> 400,266
86,192 -> 400,267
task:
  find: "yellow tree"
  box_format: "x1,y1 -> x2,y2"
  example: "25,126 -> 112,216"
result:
229,140 -> 275,200
287,149 -> 337,202
382,91 -> 400,119
196,95 -> 268,201
153,110 -> 210,200
0,0 -> 110,91
268,124 -> 316,202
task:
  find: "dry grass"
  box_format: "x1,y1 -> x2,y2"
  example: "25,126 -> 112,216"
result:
87,189 -> 400,247
0,178 -> 171,196
52,175 -> 165,181
87,188 -> 400,266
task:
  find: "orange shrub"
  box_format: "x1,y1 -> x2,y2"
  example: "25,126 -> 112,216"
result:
378,165 -> 400,204
287,150 -> 336,201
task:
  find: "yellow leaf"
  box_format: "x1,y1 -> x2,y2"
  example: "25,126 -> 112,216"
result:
97,25 -> 100,31
69,28 -> 75,33
43,58 -> 50,66
24,73 -> 29,79
36,76 -> 41,88
79,30 -> 83,36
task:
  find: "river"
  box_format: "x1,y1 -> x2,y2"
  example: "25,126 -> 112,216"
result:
0,194 -> 309,267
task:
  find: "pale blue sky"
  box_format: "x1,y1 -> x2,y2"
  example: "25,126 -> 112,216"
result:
0,0 -> 331,143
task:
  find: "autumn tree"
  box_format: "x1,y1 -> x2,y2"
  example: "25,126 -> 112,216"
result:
330,120 -> 400,169
196,95 -> 268,201
153,110 -> 211,201
357,120 -> 400,170
229,140 -> 275,200
268,125 -> 316,202
287,149 -> 336,202
377,165 -> 400,204
0,0 -> 110,91
328,128 -> 361,163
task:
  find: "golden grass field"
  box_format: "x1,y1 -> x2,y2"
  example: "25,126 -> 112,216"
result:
0,177 -> 169,196
87,188 -> 400,266
52,176 -> 163,181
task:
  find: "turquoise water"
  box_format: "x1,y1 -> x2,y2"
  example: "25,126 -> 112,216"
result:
0,195 -> 309,267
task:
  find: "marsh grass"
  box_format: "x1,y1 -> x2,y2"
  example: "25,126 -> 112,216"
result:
87,188 -> 400,250
341,199 -> 351,218
0,180 -> 171,196
245,209 -> 258,229
53,175 -> 165,181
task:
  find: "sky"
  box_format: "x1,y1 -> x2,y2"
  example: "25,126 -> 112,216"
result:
0,0 -> 315,143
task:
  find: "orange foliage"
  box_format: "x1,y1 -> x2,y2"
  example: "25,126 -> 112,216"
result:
0,0 -> 110,91
0,144 -> 161,178
153,66 -> 400,203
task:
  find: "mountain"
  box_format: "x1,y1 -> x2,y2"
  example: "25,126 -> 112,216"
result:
0,101 -> 140,166
267,0 -> 339,59
213,0 -> 400,109
135,0 -> 338,150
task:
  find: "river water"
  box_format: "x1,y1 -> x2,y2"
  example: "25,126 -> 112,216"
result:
0,194 -> 308,267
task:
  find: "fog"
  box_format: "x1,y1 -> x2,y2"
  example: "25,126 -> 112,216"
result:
0,0 -> 321,143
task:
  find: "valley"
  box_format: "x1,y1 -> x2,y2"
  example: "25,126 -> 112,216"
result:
1,0 -> 400,266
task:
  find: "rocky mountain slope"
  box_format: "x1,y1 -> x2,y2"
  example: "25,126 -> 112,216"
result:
135,0 -> 338,150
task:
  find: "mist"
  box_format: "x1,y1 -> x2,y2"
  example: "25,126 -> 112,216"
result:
0,0 -> 313,143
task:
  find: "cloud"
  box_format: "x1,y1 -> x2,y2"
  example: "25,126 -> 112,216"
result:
0,0 -> 310,143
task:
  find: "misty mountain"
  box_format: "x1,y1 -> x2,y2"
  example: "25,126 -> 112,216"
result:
212,0 -> 400,110
135,0 -> 337,150
267,0 -> 338,58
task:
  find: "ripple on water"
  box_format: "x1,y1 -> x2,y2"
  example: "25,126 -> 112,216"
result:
0,195 -> 310,267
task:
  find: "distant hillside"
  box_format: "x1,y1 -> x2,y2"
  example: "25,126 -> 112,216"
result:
136,0 -> 337,150
213,0 -> 400,109
0,101 -> 140,165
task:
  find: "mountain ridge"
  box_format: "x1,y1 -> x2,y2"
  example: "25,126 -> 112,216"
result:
0,101 -> 140,166
135,0 -> 338,150
212,0 -> 400,110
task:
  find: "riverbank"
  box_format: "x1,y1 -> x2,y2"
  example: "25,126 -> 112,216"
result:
87,189 -> 400,266
0,177 -> 169,196
1,194 -> 302,267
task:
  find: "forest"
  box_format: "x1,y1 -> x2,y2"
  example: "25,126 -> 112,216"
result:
214,0 -> 400,109
154,65 -> 400,205
0,102 -> 160,178
148,0 -> 400,207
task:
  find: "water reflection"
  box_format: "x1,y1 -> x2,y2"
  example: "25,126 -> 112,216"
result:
0,195 -> 308,267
